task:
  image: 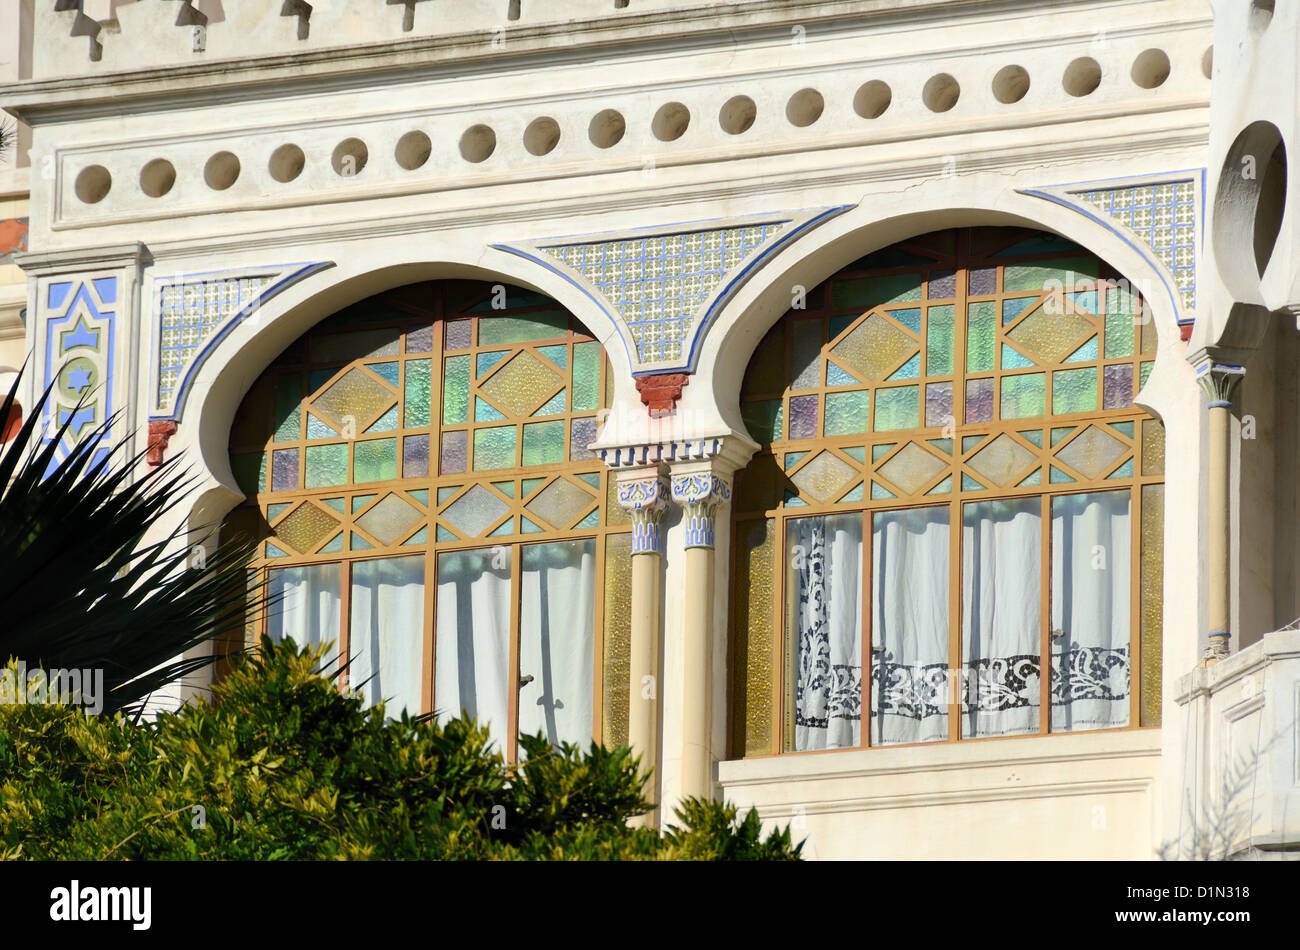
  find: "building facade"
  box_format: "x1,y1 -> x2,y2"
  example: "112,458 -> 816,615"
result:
2,0 -> 1297,859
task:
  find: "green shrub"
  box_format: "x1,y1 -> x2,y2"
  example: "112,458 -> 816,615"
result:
0,638 -> 802,861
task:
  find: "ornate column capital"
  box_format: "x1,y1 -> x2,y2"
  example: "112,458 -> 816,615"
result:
1190,350 -> 1246,408
670,469 -> 733,549
615,471 -> 671,555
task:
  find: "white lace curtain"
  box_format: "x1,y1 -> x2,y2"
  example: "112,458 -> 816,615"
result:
350,555 -> 425,716
790,490 -> 1132,748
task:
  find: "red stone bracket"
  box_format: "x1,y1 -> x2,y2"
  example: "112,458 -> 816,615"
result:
635,373 -> 689,417
147,420 -> 177,467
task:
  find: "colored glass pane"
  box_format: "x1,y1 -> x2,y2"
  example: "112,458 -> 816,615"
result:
526,478 -> 595,529
830,272 -> 920,310
877,442 -> 946,494
1053,367 -> 1097,415
788,395 -> 819,440
790,451 -> 857,503
926,305 -> 954,375
271,448 -> 299,491
571,417 -> 599,461
305,444 -> 348,488
1000,373 -> 1046,419
311,367 -> 395,431
874,385 -> 919,431
440,431 -> 467,474
474,426 -> 517,471
791,318 -> 822,390
925,381 -> 953,427
572,342 -> 601,411
275,503 -> 341,554
442,356 -> 471,425
481,351 -> 561,417
354,439 -> 397,483
832,313 -> 917,382
478,310 -> 568,345
966,302 -> 996,372
965,378 -> 994,423
824,390 -> 870,436
274,376 -> 301,443
442,484 -> 510,537
355,494 -> 424,545
743,400 -> 783,443
404,434 -> 430,478
404,359 -> 431,427
522,420 -> 566,466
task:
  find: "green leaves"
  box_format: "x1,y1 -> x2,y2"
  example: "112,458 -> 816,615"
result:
0,638 -> 803,861
0,366 -> 264,715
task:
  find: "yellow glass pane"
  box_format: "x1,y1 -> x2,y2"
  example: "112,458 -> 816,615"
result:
790,450 -> 857,503
354,493 -> 424,546
734,519 -> 775,757
310,367 -> 395,431
1141,484 -> 1164,727
830,312 -> 916,382
525,478 -> 595,529
1056,424 -> 1127,479
480,350 -> 561,418
602,532 -> 633,748
1006,307 -> 1093,364
967,433 -> 1037,487
877,442 -> 946,495
275,503 -> 341,554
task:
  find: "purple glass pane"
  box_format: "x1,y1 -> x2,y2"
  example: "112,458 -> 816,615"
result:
406,324 -> 434,354
968,267 -> 996,296
1102,363 -> 1134,409
925,381 -> 953,428
929,269 -> 957,299
404,434 -> 430,478
440,430 -> 468,474
445,320 -> 472,350
570,417 -> 598,461
788,395 -> 819,440
965,378 -> 994,423
271,448 -> 299,491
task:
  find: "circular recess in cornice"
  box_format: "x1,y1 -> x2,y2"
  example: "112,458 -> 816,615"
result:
460,124 -> 497,163
524,117 -> 561,157
786,88 -> 825,127
1130,49 -> 1170,89
853,80 -> 891,119
589,109 -> 626,149
652,102 -> 690,142
204,151 -> 240,190
1202,46 -> 1213,80
719,95 -> 756,135
395,131 -> 432,170
1063,57 -> 1102,97
992,65 -> 1030,104
923,73 -> 960,113
74,165 -> 111,204
331,138 -> 369,177
269,144 -> 306,183
140,158 -> 176,198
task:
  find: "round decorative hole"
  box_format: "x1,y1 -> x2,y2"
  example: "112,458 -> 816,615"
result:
1202,46 -> 1214,80
588,109 -> 626,149
992,65 -> 1030,104
719,95 -> 756,135
1131,49 -> 1171,89
139,158 -> 176,198
74,165 -> 112,204
331,138 -> 368,178
651,102 -> 690,142
459,124 -> 497,163
1251,0 -> 1275,32
203,151 -> 240,190
524,117 -> 561,157
395,131 -> 432,171
1063,57 -> 1102,97
786,88 -> 824,127
1212,120 -> 1287,299
922,73 -> 960,113
854,80 -> 891,119
269,144 -> 306,183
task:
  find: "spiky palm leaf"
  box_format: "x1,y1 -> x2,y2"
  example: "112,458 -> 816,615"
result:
0,365 -> 265,715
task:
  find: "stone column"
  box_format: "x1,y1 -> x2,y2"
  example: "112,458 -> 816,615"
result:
1195,358 -> 1245,660
669,465 -> 732,802
614,469 -> 670,827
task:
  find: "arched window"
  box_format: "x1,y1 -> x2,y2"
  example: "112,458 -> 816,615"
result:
223,280 -> 632,761
730,227 -> 1165,756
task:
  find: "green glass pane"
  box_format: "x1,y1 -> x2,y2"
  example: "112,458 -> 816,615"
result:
784,450 -> 808,471
576,509 -> 600,528
870,482 -> 895,499
573,342 -> 601,411
841,483 -> 865,502
791,319 -> 823,390
267,501 -> 292,521
310,328 -> 401,362
1065,337 -> 1099,363
475,397 -> 507,422
966,301 -> 996,373
232,452 -> 266,495
522,477 -> 546,497
887,353 -> 921,380
409,489 -> 429,506
926,475 -> 952,495
1050,466 -> 1075,483
273,376 -> 301,443
489,519 -> 515,537
1108,458 -> 1136,479
829,314 -> 856,340
404,526 -> 429,545
1105,311 -> 1135,358
309,369 -> 334,394
1067,290 -> 1098,314
307,413 -> 334,439
1112,421 -> 1135,437
477,351 -> 508,377
1001,373 -> 1046,420
1002,256 -> 1099,293
1140,362 -> 1152,387
742,400 -> 783,443
352,494 -> 376,513
366,405 -> 400,433
305,444 -> 348,488
369,362 -> 400,386
437,486 -> 460,503
1053,368 -> 1097,415
826,362 -> 861,386
1018,429 -> 1044,447
492,481 -> 515,497
1002,344 -> 1035,370
891,308 -> 922,333
442,356 -> 470,425
474,426 -> 517,471
962,473 -> 984,491
824,391 -> 870,436
1002,296 -> 1036,324
478,310 -> 568,345
320,533 -> 344,554
354,439 -> 397,483
831,273 -> 921,310
521,516 -> 545,534
1051,426 -> 1074,445
928,438 -> 953,455
533,391 -> 566,416
266,542 -> 289,558
926,305 -> 954,375
872,443 -> 895,461
842,446 -> 866,463
522,420 -> 565,466
1018,469 -> 1043,486
874,386 -> 919,431
962,435 -> 984,452
351,533 -> 375,550
435,526 -> 455,542
537,344 -> 568,369
404,359 -> 431,428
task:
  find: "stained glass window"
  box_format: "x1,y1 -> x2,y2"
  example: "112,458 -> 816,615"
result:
732,227 -> 1165,756
224,280 -> 627,761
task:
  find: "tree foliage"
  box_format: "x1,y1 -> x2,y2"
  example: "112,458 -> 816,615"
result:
0,637 -> 803,861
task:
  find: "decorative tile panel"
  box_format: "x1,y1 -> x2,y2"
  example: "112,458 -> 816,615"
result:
41,275 -> 118,473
